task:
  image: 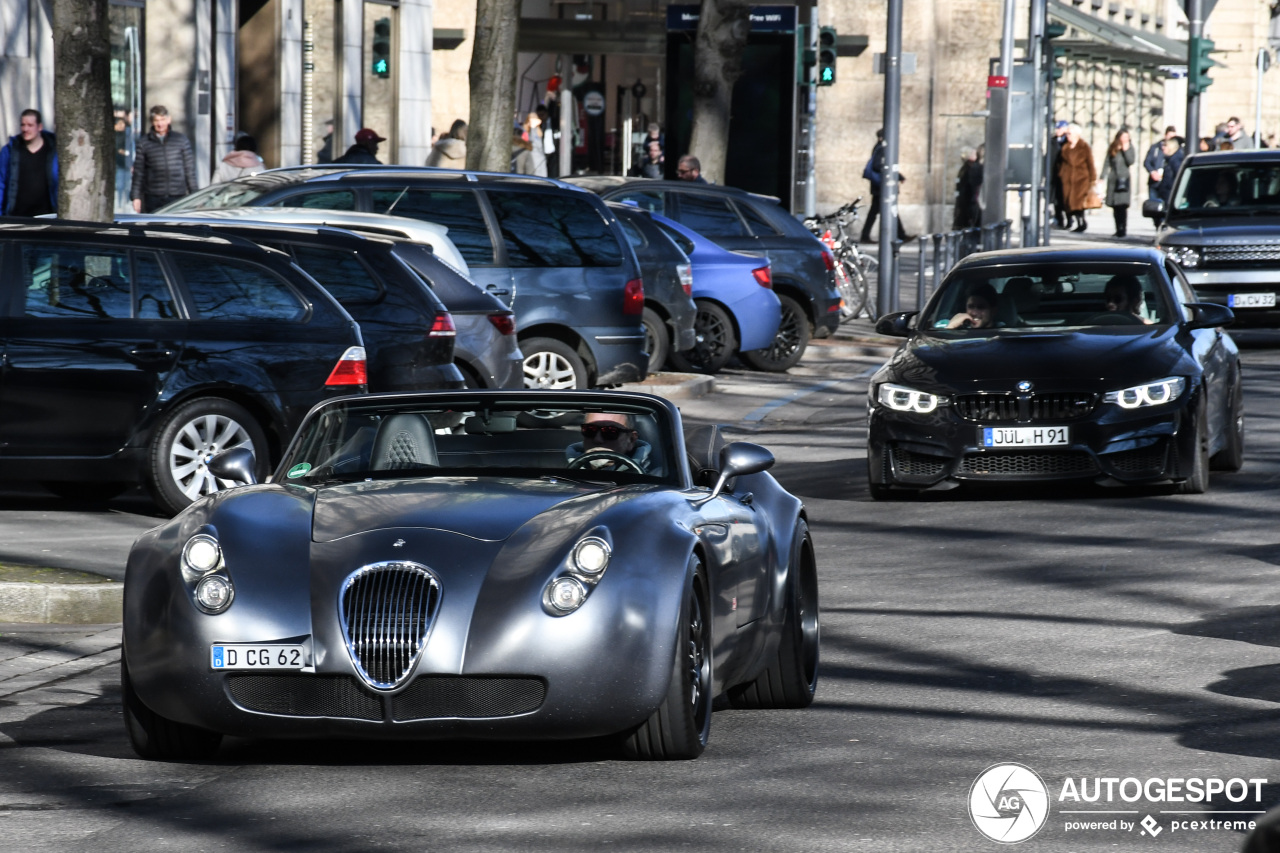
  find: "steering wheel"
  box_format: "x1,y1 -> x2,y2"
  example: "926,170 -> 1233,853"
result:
1087,311 -> 1146,326
567,450 -> 645,474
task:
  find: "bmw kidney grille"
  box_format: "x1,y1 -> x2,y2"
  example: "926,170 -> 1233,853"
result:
339,562 -> 441,690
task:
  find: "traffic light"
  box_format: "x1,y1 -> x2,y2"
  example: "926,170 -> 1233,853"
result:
818,26 -> 837,86
371,17 -> 391,78
1188,35 -> 1216,95
1044,21 -> 1067,81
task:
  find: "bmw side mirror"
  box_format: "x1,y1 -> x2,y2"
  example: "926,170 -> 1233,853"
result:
875,311 -> 917,338
208,447 -> 258,486
691,442 -> 774,506
1185,302 -> 1235,330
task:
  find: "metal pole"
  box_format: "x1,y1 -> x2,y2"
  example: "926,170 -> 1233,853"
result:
1257,48 -> 1269,148
804,6 -> 818,217
877,0 -> 903,314
1186,0 -> 1203,145
982,0 -> 1017,226
560,56 -> 574,178
1028,0 -> 1046,246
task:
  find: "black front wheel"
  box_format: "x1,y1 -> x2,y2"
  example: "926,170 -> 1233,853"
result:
1175,408 -> 1210,495
1210,374 -> 1244,472
122,653 -> 222,760
668,301 -> 736,374
741,294 -> 810,372
641,307 -> 670,374
622,562 -> 712,759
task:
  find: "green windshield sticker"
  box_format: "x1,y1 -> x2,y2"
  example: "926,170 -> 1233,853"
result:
287,463 -> 312,479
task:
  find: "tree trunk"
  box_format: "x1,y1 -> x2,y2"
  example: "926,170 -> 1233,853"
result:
52,0 -> 115,221
468,0 -> 520,173
687,0 -> 750,185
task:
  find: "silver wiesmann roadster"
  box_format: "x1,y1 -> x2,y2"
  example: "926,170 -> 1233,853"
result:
122,390 -> 819,760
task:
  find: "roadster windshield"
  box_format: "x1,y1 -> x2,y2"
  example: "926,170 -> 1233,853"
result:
276,396 -> 680,486
920,262 -> 1173,333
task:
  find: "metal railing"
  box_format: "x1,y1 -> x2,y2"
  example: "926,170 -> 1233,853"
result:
910,220 -> 1013,311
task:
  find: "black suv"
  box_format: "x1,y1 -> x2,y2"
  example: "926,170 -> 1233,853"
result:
572,178 -> 842,370
0,219 -> 368,515
129,219 -> 464,391
164,168 -> 647,389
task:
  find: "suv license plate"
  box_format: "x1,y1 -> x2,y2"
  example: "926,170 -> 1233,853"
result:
981,427 -> 1069,447
211,644 -> 306,670
1228,293 -> 1276,308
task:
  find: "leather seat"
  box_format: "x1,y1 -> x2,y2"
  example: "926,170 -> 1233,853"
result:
370,413 -> 438,470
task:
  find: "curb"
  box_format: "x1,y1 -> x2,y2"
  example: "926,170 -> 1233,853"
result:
621,372 -> 715,400
0,581 -> 124,624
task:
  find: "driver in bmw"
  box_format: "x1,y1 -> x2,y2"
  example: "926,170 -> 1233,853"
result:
566,412 -> 654,472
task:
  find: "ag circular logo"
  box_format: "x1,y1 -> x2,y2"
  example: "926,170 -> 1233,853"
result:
969,763 -> 1050,843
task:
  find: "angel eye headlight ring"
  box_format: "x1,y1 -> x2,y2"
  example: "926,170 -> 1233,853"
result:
878,382 -> 945,414
1103,377 -> 1187,409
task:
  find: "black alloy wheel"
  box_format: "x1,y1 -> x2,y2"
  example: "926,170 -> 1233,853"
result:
668,301 -> 736,374
741,294 -> 810,372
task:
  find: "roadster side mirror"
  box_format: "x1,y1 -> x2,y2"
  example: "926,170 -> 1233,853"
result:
693,442 -> 774,506
875,311 -> 917,338
208,447 -> 258,486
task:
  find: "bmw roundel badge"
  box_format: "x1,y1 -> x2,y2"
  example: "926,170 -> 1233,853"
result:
1017,380 -> 1033,393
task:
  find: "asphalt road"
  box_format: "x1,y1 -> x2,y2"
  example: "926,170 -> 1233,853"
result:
5,332 -> 1280,852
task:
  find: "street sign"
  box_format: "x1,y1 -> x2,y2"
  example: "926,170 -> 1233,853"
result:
988,75 -> 1008,88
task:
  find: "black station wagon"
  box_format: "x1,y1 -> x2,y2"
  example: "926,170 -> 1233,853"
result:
0,219 -> 368,515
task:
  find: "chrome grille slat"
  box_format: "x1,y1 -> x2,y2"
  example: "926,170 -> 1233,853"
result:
340,562 -> 441,690
1203,246 -> 1280,265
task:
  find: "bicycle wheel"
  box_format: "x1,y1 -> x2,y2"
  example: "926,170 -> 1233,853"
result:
857,253 -> 880,320
841,257 -> 870,320
833,262 -> 858,322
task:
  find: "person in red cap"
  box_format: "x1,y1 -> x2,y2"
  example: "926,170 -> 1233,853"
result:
334,127 -> 385,164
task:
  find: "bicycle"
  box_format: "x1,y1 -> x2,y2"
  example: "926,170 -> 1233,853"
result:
805,199 -> 879,321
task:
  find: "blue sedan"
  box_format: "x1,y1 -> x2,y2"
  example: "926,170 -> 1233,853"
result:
650,213 -> 782,373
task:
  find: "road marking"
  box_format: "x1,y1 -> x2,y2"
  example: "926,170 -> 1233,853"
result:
742,369 -> 876,423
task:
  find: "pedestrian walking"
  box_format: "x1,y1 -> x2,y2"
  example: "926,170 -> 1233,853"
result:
952,147 -> 978,229
425,120 -> 467,168
676,154 -> 708,183
213,134 -> 265,183
131,105 -> 197,213
1051,121 -> 1068,226
1056,123 -> 1097,233
859,128 -> 909,243
1143,126 -> 1176,201
0,108 -> 58,217
1101,128 -> 1135,238
334,128 -> 385,165
1154,136 -> 1185,222
1223,117 -> 1255,150
522,111 -> 548,177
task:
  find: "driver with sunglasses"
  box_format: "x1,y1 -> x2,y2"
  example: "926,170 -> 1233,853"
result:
565,412 -> 655,472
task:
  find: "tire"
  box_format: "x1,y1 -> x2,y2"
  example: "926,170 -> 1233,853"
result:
42,481 -> 130,502
641,306 -> 670,374
122,652 -> 222,760
859,255 -> 880,320
521,337 -> 588,390
841,258 -> 870,321
727,520 -> 819,709
1175,407 -> 1210,495
668,301 -> 736,374
741,294 -> 810,373
1210,374 -> 1244,472
147,397 -> 267,516
622,561 -> 712,760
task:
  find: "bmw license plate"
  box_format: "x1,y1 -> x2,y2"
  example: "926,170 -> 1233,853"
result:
981,426 -> 1069,447
1228,293 -> 1276,308
211,644 -> 306,670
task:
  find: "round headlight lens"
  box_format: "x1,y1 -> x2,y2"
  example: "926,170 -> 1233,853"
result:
572,538 -> 611,576
195,575 -> 234,612
547,577 -> 587,613
183,535 -> 221,573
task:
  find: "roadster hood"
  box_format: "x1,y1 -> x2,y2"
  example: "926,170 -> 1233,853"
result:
896,327 -> 1186,391
311,477 -> 631,543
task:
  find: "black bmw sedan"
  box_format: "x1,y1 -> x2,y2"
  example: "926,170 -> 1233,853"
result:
867,246 -> 1242,498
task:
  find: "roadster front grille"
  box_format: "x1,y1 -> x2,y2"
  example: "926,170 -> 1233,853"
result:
340,562 -> 441,690
392,676 -> 547,721
228,675 -> 382,720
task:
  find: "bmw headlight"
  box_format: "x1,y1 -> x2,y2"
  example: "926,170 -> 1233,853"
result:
181,533 -> 234,614
1165,246 -> 1201,269
877,382 -> 947,414
1104,377 -> 1187,409
543,533 -> 612,616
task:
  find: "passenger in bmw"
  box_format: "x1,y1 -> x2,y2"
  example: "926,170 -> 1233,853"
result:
566,412 -> 654,472
945,282 -> 1001,329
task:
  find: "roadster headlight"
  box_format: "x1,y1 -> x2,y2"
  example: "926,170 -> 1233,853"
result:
181,534 -> 222,583
1104,377 -> 1187,409
545,577 -> 587,613
1165,246 -> 1201,269
195,575 -> 234,613
878,382 -> 946,414
572,537 -> 610,576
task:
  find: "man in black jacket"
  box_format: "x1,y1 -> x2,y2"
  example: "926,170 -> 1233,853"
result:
334,128 -> 385,164
131,105 -> 197,212
0,109 -> 58,216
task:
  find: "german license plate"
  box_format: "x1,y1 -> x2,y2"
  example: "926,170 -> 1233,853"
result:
211,644 -> 306,670
981,426 -> 1069,447
1228,293 -> 1276,308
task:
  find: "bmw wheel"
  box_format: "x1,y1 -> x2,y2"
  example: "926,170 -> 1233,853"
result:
668,301 -> 736,374
147,397 -> 267,516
